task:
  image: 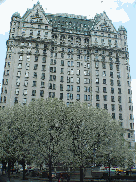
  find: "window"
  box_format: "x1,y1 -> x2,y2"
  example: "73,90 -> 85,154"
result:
14,97 -> 18,103
130,123 -> 133,129
84,78 -> 90,84
117,72 -> 120,79
111,104 -> 115,111
15,88 -> 19,95
50,67 -> 56,73
127,81 -> 130,87
129,97 -> 131,103
117,80 -> 121,86
102,63 -> 106,69
84,70 -> 90,76
70,69 -> 74,75
41,82 -> 45,88
26,63 -> 29,70
61,68 -> 64,74
101,39 -> 104,43
45,26 -> 48,29
128,89 -> 130,94
70,85 -> 73,91
111,88 -> 114,94
128,133 -> 130,138
77,70 -> 80,75
84,95 -> 87,101
50,59 -> 56,65
70,94 -> 73,100
60,84 -> 63,91
110,79 -> 114,86
104,104 -> 107,110
103,95 -> 107,101
60,76 -> 64,82
95,62 -> 99,68
130,114 -> 132,120
103,87 -> 107,93
35,56 -> 38,62
19,55 -> 23,61
110,63 -> 113,70
67,85 -> 70,91
24,80 -> 28,87
71,61 -> 74,66
96,86 -> 99,92
111,96 -> 115,102
53,84 -> 56,90
41,73 -> 45,80
112,113 -> 115,119
49,83 -> 52,89
96,103 -> 100,108
119,105 -> 122,111
50,92 -> 55,98
61,60 -> 64,66
116,65 -> 119,71
118,96 -> 121,103
77,94 -> 80,100
95,70 -> 99,76
110,72 -> 113,78
17,71 -> 21,77
25,71 -> 29,78
18,63 -> 22,69
32,90 -> 36,96
77,86 -> 80,92
33,81 -> 37,87
87,87 -> 90,92
68,61 -> 70,67
42,57 -> 46,63
77,62 -> 80,67
40,90 -> 44,97
96,95 -> 99,101
60,93 -> 63,100
103,71 -> 106,76
23,89 -> 27,96
103,79 -> 106,84
87,63 -> 90,69
118,88 -> 121,94
42,65 -> 46,71
70,77 -> 73,83
34,64 -> 38,70
95,78 -> 99,84
67,77 -> 70,83
77,77 -> 80,84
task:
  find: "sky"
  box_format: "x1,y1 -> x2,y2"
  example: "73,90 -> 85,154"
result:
0,0 -> 136,137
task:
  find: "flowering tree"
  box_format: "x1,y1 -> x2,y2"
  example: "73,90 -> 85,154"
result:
0,98 -> 135,182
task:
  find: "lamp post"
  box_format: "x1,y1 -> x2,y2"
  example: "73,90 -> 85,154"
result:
108,153 -> 112,182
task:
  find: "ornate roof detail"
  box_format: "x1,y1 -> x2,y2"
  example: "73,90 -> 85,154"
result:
118,25 -> 127,32
12,12 -> 21,18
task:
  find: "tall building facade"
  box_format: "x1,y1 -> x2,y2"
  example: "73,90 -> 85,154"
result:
0,2 -> 135,147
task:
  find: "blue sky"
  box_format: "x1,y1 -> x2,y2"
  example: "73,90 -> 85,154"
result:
0,0 -> 136,126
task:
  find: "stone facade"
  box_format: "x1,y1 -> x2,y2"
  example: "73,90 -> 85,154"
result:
0,2 -> 135,147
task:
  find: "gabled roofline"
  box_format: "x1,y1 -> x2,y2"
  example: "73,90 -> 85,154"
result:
22,1 -> 46,20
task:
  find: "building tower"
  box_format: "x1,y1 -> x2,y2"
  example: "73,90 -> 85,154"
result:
0,2 -> 135,148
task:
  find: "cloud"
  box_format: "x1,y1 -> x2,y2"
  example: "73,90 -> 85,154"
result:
107,8 -> 130,23
0,0 -> 6,5
120,0 -> 135,4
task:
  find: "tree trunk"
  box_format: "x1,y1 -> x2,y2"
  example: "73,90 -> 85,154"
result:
22,159 -> 25,180
80,166 -> 83,182
49,156 -> 52,182
8,161 -> 11,181
109,161 -> 111,182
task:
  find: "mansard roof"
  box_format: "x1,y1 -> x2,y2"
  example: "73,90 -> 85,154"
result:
19,2 -> 119,34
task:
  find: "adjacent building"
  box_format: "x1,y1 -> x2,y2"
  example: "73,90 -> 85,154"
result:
0,2 -> 135,147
